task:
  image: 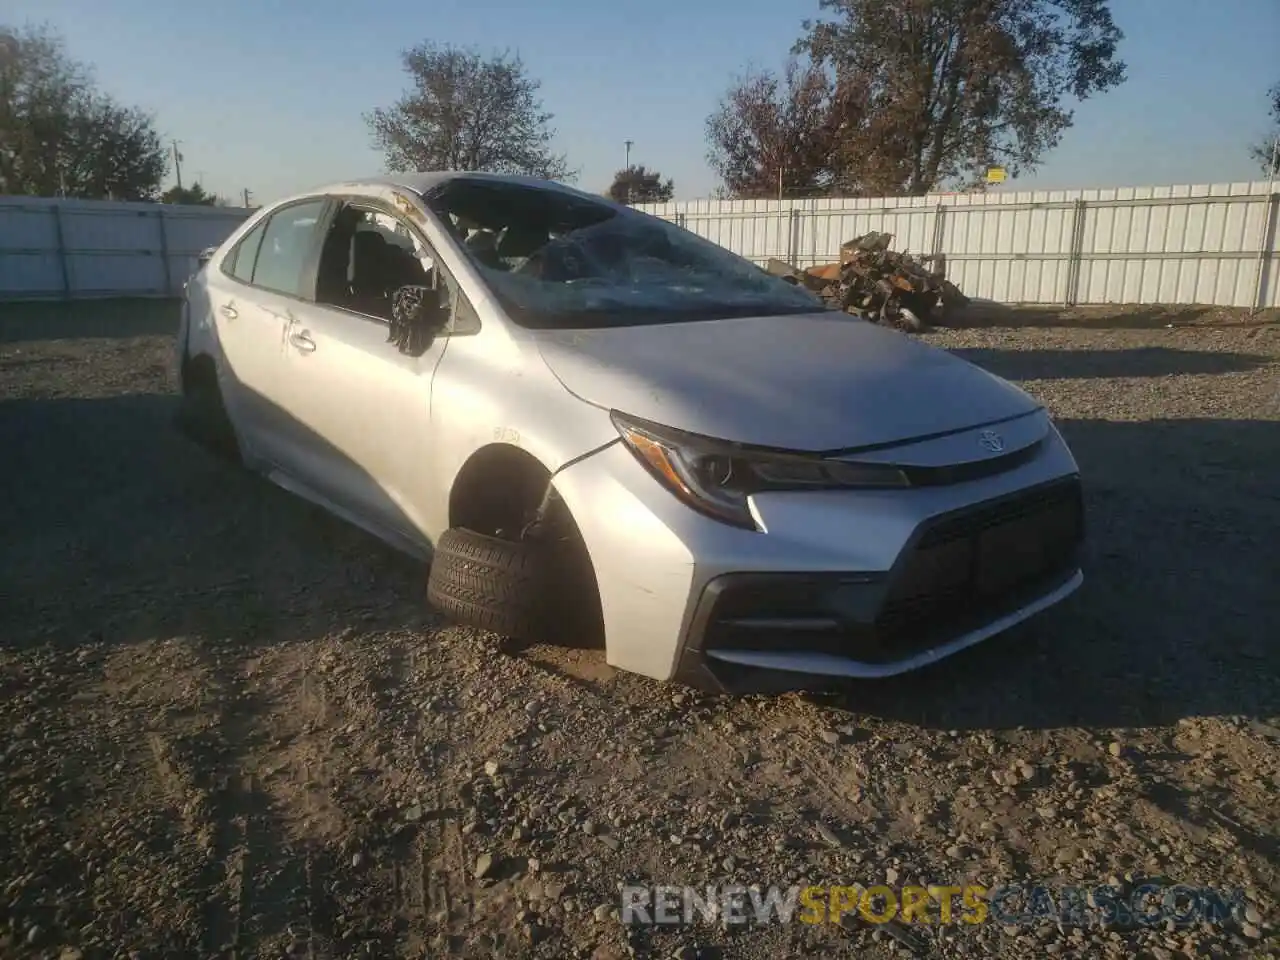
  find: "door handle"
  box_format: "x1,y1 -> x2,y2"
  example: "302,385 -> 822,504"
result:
219,303 -> 238,320
289,330 -> 317,353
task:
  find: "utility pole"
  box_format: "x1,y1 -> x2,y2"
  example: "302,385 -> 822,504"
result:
172,141 -> 184,189
1249,134 -> 1279,317
242,188 -> 253,208
624,140 -> 634,204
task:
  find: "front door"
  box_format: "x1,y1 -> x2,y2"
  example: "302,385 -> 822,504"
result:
272,202 -> 453,542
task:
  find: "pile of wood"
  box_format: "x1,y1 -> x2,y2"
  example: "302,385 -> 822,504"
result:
769,231 -> 969,331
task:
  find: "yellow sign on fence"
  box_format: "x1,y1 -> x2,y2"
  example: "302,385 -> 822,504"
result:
985,166 -> 1008,184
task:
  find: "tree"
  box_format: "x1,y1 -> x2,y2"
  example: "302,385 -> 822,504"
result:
60,97 -> 166,200
0,23 -> 166,199
607,165 -> 674,204
792,0 -> 1127,195
706,59 -> 856,199
367,42 -> 574,182
1252,82 -> 1280,176
161,182 -> 221,205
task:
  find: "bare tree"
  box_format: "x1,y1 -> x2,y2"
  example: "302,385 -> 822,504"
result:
794,0 -> 1127,195
0,23 -> 166,199
1252,82 -> 1280,176
607,165 -> 674,204
367,42 -> 574,182
706,59 -> 860,200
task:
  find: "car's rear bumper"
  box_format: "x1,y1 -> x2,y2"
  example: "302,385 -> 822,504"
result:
552,420 -> 1085,689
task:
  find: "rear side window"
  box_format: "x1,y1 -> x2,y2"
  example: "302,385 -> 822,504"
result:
251,200 -> 327,298
227,221 -> 266,285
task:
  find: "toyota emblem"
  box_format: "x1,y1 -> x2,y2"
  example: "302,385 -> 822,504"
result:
978,430 -> 1005,453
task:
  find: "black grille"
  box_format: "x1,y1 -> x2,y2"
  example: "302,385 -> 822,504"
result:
876,477 -> 1083,645
686,477 -> 1083,669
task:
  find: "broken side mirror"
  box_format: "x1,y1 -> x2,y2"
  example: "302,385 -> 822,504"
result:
389,284 -> 449,356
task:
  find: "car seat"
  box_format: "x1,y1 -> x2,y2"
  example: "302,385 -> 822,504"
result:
349,231 -> 396,317
465,229 -> 504,271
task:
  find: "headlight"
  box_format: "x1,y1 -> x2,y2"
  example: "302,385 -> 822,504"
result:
611,411 -> 908,530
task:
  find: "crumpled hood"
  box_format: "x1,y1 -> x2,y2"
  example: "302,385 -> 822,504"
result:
535,312 -> 1040,452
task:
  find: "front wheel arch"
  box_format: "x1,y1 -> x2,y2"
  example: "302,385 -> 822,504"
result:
447,443 -> 552,538
436,443 -> 604,647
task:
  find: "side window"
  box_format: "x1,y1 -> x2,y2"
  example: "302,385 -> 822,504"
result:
225,220 -> 266,285
314,203 -> 478,335
252,200 -> 327,298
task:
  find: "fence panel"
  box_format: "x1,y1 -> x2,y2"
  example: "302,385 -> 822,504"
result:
3,183 -> 1278,308
0,196 -> 252,300
637,180 -> 1280,309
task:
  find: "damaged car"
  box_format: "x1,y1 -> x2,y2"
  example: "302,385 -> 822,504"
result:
175,172 -> 1084,692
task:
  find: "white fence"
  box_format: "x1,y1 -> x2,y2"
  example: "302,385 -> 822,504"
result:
636,181 -> 1280,309
0,196 -> 252,300
3,181 -> 1278,308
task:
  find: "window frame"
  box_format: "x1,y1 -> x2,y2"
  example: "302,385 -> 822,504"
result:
225,218 -> 267,286
312,194 -> 481,338
218,196 -> 334,303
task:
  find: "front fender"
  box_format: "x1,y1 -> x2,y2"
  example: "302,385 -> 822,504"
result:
424,338 -> 619,539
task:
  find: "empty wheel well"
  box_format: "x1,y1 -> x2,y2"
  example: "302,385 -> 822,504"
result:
449,444 -> 551,538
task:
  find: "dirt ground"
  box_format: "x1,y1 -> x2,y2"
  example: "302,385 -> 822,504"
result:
1,300 -> 1278,960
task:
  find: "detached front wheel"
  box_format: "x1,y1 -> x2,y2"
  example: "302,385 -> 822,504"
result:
427,527 -> 565,643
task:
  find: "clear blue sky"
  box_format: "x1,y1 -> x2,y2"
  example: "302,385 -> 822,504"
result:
6,0 -> 1278,204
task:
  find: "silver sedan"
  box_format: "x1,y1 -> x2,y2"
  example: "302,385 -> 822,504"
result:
176,172 -> 1084,692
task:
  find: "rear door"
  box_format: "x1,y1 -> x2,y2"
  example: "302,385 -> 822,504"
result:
207,198 -> 329,465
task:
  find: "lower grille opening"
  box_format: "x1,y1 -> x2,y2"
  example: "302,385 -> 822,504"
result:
695,477 -> 1084,666
875,477 -> 1083,651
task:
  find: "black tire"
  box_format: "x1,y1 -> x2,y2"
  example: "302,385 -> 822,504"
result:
899,292 -> 934,331
174,358 -> 241,464
427,527 -> 574,643
897,305 -> 926,332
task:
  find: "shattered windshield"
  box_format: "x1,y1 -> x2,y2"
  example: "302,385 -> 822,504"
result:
424,178 -> 824,329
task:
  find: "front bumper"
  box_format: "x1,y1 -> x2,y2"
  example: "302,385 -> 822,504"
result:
552,420 -> 1085,690
673,476 -> 1083,692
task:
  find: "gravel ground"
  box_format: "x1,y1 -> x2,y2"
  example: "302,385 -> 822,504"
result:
1,303 -> 1278,959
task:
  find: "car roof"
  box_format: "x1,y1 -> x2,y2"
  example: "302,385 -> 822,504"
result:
305,171 -> 594,202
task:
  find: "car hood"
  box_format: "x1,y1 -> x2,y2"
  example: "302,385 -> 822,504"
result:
534,311 -> 1040,452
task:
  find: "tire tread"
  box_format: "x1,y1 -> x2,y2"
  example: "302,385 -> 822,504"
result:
426,527 -> 560,641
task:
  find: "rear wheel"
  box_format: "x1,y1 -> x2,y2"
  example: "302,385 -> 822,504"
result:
174,356 -> 241,463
